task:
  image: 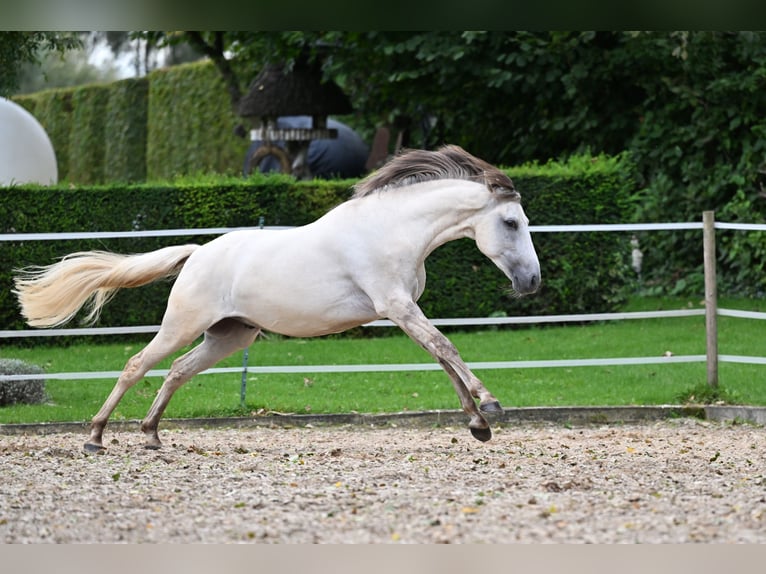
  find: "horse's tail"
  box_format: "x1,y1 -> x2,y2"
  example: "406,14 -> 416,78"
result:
13,244 -> 200,328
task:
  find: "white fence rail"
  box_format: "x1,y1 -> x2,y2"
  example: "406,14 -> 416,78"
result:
2,215 -> 765,387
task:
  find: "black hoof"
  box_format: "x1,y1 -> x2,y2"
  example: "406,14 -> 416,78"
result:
470,426 -> 492,442
83,442 -> 105,453
480,400 -> 503,413
144,444 -> 162,451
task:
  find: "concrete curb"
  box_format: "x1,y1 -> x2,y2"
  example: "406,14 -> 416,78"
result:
704,405 -> 766,425
1,404 -> 764,436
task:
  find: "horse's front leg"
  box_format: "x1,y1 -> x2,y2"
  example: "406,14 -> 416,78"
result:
384,299 -> 498,442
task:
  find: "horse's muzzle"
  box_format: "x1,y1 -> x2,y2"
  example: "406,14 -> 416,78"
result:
512,270 -> 541,295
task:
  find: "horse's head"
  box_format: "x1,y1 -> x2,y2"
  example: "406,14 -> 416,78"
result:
473,187 -> 541,296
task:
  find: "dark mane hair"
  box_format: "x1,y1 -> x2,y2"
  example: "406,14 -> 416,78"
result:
352,145 -> 519,199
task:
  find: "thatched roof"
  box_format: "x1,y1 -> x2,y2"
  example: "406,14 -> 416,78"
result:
238,59 -> 352,118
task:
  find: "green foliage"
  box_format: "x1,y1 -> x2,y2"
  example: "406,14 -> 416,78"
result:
1,156 -> 634,341
11,92 -> 37,116
13,88 -> 74,181
104,77 -> 148,183
12,61 -> 246,186
0,175 -> 353,336
627,32 -> 766,296
8,32 -> 766,298
676,382 -> 739,406
0,32 -> 81,97
146,60 -> 246,180
244,31 -> 765,296
315,31 -> 645,159
68,84 -> 111,184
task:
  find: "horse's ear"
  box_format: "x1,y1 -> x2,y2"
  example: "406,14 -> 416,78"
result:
483,169 -> 518,198
489,183 -> 520,200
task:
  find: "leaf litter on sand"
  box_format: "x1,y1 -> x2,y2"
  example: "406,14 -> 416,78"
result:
1,420 -> 765,543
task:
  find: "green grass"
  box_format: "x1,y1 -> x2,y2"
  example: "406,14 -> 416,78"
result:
1,297 -> 764,424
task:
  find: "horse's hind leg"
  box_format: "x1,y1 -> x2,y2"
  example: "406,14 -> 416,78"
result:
84,327 -> 201,452
140,319 -> 259,449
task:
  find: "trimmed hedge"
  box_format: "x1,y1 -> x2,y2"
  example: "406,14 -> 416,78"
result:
104,77 -> 149,183
0,154 -> 634,340
68,84 -> 111,184
146,61 -> 246,181
0,174 -> 354,335
13,78 -> 150,185
12,60 -> 255,186
13,88 -> 74,181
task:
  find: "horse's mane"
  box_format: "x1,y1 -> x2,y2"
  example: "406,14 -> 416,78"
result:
352,144 -> 519,199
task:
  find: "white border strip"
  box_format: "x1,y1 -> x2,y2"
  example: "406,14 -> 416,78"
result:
0,221 -> 713,242
6,306 -> 763,340
715,222 -> 766,231
372,309 -> 706,327
7,353 -> 766,383
717,308 -> 766,320
0,325 -> 161,338
3,221 -> 764,243
0,309 -> 709,338
0,354 -> 710,382
530,222 -> 703,232
0,227 -> 293,242
719,354 -> 766,365
7,353 -> 766,382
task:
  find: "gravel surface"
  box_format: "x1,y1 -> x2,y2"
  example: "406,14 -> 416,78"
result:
1,419 -> 765,543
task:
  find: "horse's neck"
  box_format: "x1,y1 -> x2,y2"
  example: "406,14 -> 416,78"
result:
345,180 -> 488,257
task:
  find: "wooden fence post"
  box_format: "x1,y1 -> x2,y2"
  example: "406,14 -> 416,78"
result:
703,210 -> 718,389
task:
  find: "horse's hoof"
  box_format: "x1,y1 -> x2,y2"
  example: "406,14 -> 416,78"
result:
480,400 -> 503,413
144,444 -> 162,451
470,426 -> 492,442
83,442 -> 105,453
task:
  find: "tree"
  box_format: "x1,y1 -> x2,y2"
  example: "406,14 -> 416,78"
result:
156,30 -> 765,295
137,31 -> 315,112
14,43 -> 121,95
18,30 -> 765,294
0,32 -> 82,97
99,32 -> 203,77
133,31 -> 658,162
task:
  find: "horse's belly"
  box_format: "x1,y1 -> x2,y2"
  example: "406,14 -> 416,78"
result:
235,287 -> 380,338
263,316 -> 374,338
251,305 -> 379,337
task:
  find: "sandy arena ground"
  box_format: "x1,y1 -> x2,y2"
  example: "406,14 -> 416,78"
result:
1,418 -> 765,543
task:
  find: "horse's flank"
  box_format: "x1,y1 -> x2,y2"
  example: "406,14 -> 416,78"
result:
352,144 -> 520,199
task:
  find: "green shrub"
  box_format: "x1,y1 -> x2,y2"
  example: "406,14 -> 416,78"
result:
0,359 -> 47,406
12,88 -> 74,181
104,77 -> 148,183
146,61 -> 245,180
68,84 -> 111,184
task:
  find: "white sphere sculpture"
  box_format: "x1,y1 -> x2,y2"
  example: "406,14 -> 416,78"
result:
0,97 -> 58,186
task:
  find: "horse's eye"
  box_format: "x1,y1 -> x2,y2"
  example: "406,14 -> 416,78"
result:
504,218 -> 519,231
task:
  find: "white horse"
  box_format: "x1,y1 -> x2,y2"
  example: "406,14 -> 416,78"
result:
14,145 -> 540,451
